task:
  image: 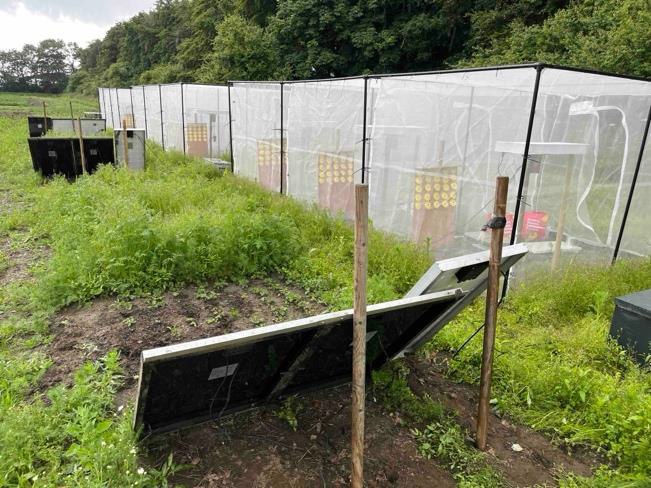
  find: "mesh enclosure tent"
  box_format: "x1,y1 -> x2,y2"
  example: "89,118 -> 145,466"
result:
144,85 -> 163,146
161,84 -> 184,152
367,68 -> 536,260
614,109 -> 651,259
521,68 -> 651,267
286,79 -> 366,218
131,86 -> 147,130
182,84 -> 231,160
117,88 -> 134,128
96,63 -> 650,281
231,82 -> 283,192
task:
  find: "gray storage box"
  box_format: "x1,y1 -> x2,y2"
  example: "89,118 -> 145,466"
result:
610,289 -> 651,364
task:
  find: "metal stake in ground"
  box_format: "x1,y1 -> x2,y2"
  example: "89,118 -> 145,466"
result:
476,176 -> 508,451
77,117 -> 87,174
352,183 -> 368,488
122,120 -> 130,169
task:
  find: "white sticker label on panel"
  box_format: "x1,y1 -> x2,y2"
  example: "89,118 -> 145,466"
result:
90,149 -> 98,155
208,363 -> 238,381
48,150 -> 56,157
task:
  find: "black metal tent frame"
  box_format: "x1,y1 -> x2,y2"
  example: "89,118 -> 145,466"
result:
98,62 -> 651,269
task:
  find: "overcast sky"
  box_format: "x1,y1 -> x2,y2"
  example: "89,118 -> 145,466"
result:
0,0 -> 157,50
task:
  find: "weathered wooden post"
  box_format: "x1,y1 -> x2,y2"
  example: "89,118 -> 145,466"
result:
476,176 -> 508,450
352,183 -> 369,488
42,101 -> 48,135
77,116 -> 87,174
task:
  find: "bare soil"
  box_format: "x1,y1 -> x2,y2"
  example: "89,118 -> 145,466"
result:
41,278 -> 325,400
35,276 -> 601,487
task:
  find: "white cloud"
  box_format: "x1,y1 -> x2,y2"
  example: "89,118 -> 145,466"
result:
0,1 -> 154,50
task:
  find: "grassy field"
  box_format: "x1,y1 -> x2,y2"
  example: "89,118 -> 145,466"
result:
1,92 -> 650,486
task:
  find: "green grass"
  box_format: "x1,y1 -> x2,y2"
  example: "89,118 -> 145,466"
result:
0,92 -> 431,486
431,261 -> 651,485
1,91 -> 651,486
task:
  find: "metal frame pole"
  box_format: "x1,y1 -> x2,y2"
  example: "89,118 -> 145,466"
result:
502,64 -> 543,296
181,83 -> 186,155
159,84 -> 165,150
108,89 -> 114,129
612,102 -> 651,263
101,88 -> 106,120
510,64 -> 543,246
116,88 -> 122,128
228,83 -> 234,173
361,76 -> 369,184
280,81 -> 285,194
142,86 -> 148,138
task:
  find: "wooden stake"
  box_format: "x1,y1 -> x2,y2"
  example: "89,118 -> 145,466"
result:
122,120 -> 130,168
551,160 -> 573,270
70,101 -> 75,133
352,184 -> 368,488
77,117 -> 87,174
476,176 -> 509,451
42,101 -> 48,135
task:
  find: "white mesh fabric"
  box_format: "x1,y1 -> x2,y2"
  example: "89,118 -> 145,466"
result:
231,82 -> 282,191
286,79 -> 365,218
161,84 -> 184,151
116,88 -> 133,128
131,86 -> 146,130
182,84 -> 231,159
108,88 -> 120,129
368,68 -> 536,259
527,68 -> 651,265
144,85 -> 163,145
620,135 -> 651,258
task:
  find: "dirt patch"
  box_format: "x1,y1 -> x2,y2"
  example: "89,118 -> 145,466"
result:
40,278 -> 326,398
40,277 -> 602,486
407,355 -> 598,486
146,384 -> 456,488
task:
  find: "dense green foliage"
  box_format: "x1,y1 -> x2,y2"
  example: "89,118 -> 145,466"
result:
464,0 -> 651,77
0,40 -> 78,93
69,0 -> 650,95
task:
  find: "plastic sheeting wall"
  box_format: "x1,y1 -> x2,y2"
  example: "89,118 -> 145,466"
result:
131,86 -> 146,130
368,69 -> 536,259
231,83 -> 282,191
286,79 -> 365,218
182,84 -> 231,159
144,85 -> 163,146
161,84 -> 183,151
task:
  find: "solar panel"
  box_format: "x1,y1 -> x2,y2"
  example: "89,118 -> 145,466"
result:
134,289 -> 464,434
405,244 -> 528,297
396,244 -> 528,355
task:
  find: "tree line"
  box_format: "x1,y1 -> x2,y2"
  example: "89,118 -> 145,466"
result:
0,40 -> 78,93
3,0 -> 649,95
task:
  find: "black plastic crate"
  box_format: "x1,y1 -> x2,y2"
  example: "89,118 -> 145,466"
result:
610,289 -> 651,364
27,137 -> 115,179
